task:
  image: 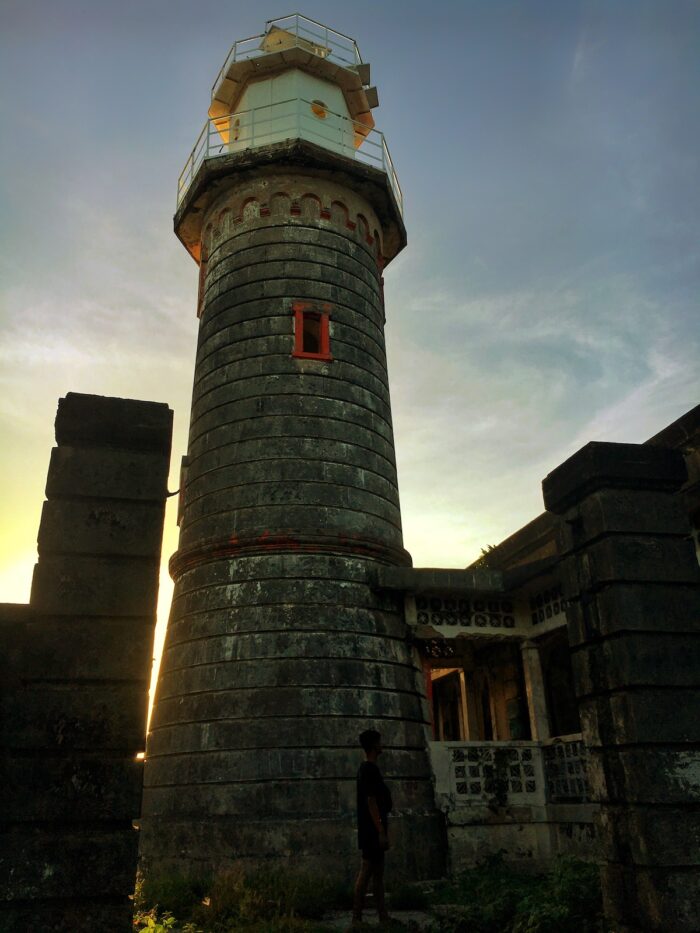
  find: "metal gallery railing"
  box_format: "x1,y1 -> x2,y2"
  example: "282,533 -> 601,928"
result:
211,14 -> 363,96
176,97 -> 403,215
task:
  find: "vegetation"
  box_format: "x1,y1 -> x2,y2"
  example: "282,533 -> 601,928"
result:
134,865 -> 342,932
133,855 -> 603,933
429,853 -> 604,933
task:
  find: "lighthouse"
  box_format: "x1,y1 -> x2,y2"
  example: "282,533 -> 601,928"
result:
140,14 -> 445,882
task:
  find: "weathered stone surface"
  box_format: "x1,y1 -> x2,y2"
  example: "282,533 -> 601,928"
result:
3,682 -> 149,750
2,392 -> 172,931
543,439 -> 700,932
570,632 -> 700,696
557,487 -> 690,550
142,170 -> 445,881
20,617 -> 154,680
586,747 -> 700,805
602,863 -> 700,933
54,392 -> 173,453
146,715 -> 429,758
175,140 -> 406,262
563,583 -> 700,647
38,499 -> 166,557
543,441 -> 687,515
4,755 -> 143,821
143,747 -> 431,789
375,566 -> 503,594
0,900 -> 133,933
138,811 -> 443,884
579,689 -> 700,746
0,829 -> 138,900
559,535 -> 699,591
600,805 -> 700,866
31,555 -> 160,616
46,445 -> 169,502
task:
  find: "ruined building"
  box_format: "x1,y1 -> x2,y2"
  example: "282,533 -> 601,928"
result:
1,15 -> 699,933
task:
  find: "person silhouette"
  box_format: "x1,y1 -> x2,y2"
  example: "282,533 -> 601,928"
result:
352,728 -> 393,926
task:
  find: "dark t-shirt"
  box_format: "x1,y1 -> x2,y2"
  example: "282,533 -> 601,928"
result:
356,760 -> 393,849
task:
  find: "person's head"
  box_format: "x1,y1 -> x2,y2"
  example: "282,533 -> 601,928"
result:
359,729 -> 382,758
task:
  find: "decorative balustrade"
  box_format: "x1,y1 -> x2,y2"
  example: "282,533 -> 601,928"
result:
542,735 -> 590,802
431,734 -> 590,809
177,97 -> 402,214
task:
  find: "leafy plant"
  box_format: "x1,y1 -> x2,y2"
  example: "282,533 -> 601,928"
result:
389,881 -> 429,911
430,854 -> 602,933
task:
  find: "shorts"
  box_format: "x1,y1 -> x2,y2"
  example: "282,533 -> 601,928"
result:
360,844 -> 385,864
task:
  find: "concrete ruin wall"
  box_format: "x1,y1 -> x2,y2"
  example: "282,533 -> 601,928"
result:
0,393 -> 172,933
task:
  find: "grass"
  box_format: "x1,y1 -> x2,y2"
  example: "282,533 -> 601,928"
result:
134,855 -> 603,933
428,853 -> 604,933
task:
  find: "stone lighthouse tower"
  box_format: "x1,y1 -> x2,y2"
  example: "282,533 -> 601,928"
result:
140,15 -> 444,881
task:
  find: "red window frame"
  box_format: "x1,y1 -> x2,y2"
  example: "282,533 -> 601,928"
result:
292,301 -> 333,361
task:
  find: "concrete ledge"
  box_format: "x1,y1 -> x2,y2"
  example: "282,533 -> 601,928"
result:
175,138 -> 406,262
543,441 -> 687,514
373,566 -> 503,594
55,393 -> 173,454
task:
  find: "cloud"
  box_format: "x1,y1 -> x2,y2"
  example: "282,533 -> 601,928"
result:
383,257 -> 699,567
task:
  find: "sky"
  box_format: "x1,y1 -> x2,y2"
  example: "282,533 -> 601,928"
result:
1,0 -> 699,679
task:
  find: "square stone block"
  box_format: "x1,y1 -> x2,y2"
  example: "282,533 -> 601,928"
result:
54,392 -> 173,454
0,900 -> 133,933
0,827 -> 138,901
587,746 -> 700,805
30,555 -> 160,616
564,583 -> 700,647
571,632 -> 700,696
5,755 -> 144,822
558,488 -> 691,552
20,616 -> 155,681
579,690 -> 700,746
2,681 -> 149,750
46,444 -> 170,502
602,863 -> 700,933
600,805 -> 700,866
543,441 -> 687,515
38,499 -> 166,558
559,535 -> 700,593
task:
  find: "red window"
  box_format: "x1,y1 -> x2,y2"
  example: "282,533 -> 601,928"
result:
292,302 -> 332,361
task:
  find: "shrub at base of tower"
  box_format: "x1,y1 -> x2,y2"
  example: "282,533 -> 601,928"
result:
133,857 -> 603,933
135,865 -> 346,931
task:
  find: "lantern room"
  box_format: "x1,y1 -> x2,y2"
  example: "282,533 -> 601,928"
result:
176,15 -> 402,213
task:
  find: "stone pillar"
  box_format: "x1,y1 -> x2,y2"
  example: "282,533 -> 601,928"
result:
521,640 -> 550,741
0,393 -> 172,933
543,441 -> 700,933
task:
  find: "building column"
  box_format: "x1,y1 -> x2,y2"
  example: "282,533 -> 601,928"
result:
521,639 -> 550,741
1,393 -> 172,933
543,441 -> 700,933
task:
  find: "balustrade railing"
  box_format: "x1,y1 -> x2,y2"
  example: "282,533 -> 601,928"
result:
176,97 -> 402,215
542,734 -> 590,802
432,734 -> 590,808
